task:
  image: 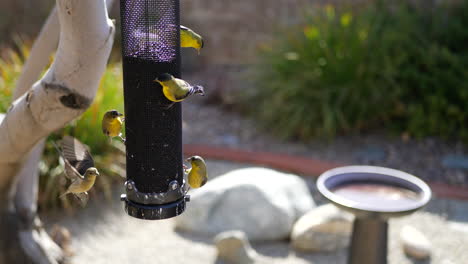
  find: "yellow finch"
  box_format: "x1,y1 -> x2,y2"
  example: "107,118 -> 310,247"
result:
54,136 -> 100,206
185,156 -> 208,188
102,110 -> 125,142
180,25 -> 204,54
154,73 -> 205,108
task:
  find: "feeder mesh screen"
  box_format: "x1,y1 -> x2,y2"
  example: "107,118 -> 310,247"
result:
120,0 -> 182,194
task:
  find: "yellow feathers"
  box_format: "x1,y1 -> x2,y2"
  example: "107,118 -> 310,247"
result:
61,168 -> 99,197
180,25 -> 204,54
154,73 -> 205,105
102,110 -> 125,141
185,156 -> 208,188
54,136 -> 99,207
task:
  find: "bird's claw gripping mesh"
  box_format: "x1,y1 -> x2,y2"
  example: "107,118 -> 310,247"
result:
120,0 -> 187,220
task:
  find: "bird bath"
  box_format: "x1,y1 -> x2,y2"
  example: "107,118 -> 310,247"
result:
317,166 -> 431,264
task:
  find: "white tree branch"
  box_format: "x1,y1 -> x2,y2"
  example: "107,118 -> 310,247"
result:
13,7 -> 59,100
0,0 -> 115,193
13,140 -> 44,216
15,0 -> 114,98
10,8 -> 60,215
13,0 -> 116,216
0,2 -> 116,262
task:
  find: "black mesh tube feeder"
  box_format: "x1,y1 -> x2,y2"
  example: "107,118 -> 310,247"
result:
119,0 -> 189,220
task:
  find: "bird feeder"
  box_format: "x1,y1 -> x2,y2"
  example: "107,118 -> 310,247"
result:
119,0 -> 189,220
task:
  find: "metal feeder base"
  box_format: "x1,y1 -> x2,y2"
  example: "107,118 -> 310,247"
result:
121,194 -> 190,220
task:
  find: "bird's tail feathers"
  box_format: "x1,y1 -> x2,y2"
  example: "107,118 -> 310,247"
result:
191,85 -> 205,96
201,177 -> 208,187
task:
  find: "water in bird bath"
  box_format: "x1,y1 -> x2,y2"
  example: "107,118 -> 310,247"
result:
331,183 -> 422,210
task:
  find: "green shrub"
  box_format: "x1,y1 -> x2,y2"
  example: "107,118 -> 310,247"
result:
396,1 -> 468,140
0,46 -> 125,211
0,44 -> 30,112
244,0 -> 468,141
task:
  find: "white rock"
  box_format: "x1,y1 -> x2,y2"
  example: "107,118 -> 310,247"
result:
214,230 -> 257,264
290,203 -> 353,252
449,222 -> 468,235
400,225 -> 432,260
175,167 -> 315,241
441,260 -> 456,264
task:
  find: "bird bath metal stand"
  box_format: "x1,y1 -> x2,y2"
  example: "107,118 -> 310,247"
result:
119,0 -> 189,220
317,166 -> 431,264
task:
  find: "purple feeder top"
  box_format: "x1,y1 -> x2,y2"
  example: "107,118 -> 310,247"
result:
121,0 -> 178,62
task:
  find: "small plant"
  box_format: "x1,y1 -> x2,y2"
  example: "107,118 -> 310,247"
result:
0,43 -> 30,112
244,3 -> 399,139
243,0 -> 468,142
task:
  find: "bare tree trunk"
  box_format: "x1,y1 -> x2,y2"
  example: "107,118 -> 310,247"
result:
13,0 -> 115,214
12,6 -> 60,241
0,0 -> 115,263
14,7 -> 59,99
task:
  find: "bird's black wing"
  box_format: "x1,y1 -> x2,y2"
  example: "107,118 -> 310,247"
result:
52,140 -> 84,180
60,136 -> 95,176
174,79 -> 192,100
64,158 -> 85,180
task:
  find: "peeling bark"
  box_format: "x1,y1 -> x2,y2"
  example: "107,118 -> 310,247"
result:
42,82 -> 93,109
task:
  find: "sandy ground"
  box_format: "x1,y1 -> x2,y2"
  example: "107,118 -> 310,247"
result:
42,160 -> 468,264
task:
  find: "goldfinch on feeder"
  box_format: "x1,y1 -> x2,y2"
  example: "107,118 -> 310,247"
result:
154,73 -> 205,106
185,156 -> 208,189
102,110 -> 125,142
53,136 -> 100,206
180,25 -> 204,54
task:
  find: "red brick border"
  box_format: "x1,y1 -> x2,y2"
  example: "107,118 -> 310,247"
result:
184,144 -> 342,176
184,144 -> 468,200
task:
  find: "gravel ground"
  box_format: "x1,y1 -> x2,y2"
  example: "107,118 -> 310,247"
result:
43,160 -> 468,264
182,96 -> 468,186
42,81 -> 468,263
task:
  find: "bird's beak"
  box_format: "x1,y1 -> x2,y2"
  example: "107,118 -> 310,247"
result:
118,113 -> 124,116
153,78 -> 159,83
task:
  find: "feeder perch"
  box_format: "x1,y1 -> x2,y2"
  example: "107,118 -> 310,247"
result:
317,166 -> 431,264
119,0 -> 189,220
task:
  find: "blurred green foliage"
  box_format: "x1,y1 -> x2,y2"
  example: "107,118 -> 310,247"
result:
0,43 -> 30,111
244,0 -> 468,141
0,45 -> 125,211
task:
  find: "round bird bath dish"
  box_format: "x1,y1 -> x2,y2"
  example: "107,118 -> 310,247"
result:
317,166 -> 431,264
